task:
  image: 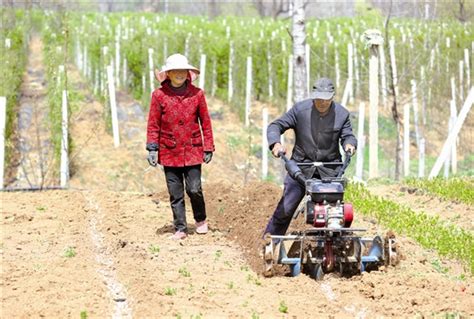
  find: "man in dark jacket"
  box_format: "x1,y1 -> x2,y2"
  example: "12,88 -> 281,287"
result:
264,77 -> 357,236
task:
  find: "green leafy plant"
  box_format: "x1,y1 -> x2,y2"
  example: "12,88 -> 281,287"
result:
164,287 -> 177,296
63,246 -> 76,258
148,244 -> 160,254
279,300 -> 288,313
80,310 -> 88,319
404,177 -> 474,205
178,267 -> 190,277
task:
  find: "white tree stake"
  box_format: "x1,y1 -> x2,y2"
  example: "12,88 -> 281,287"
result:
355,102 -> 365,181
262,108 -> 269,179
107,65 -> 120,147
0,97 -> 6,189
368,39 -> 380,179
148,48 -> 154,93
306,43 -> 310,95
429,88 -> 474,178
199,54 -> 206,90
450,99 -> 458,174
379,45 -> 387,108
404,104 -> 410,177
465,49 -> 471,89
245,56 -> 252,127
287,54 -> 294,111
228,42 -> 234,103
60,90 -> 69,188
459,60 -> 464,102
410,79 -> 420,148
267,44 -> 273,99
418,138 -> 425,178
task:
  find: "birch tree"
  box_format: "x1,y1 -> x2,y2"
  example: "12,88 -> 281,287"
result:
291,0 -> 307,103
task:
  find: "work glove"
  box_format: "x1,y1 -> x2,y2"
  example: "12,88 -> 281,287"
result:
345,144 -> 356,156
147,151 -> 158,167
203,152 -> 213,164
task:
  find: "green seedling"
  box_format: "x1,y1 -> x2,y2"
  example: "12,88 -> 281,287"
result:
148,244 -> 160,254
36,206 -> 46,212
240,265 -> 249,272
178,267 -> 190,277
227,281 -> 234,289
279,301 -> 288,313
218,206 -> 225,214
214,250 -> 222,260
80,310 -> 88,319
431,259 -> 449,274
251,312 -> 260,319
63,246 -> 76,258
164,287 -> 177,296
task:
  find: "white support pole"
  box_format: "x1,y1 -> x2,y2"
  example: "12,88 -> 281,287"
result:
262,108 -> 269,179
418,138 -> 425,178
148,48 -> 154,94
199,54 -> 206,90
228,42 -> 234,103
287,54 -> 294,111
0,97 -> 6,189
211,58 -> 217,97
368,43 -> 379,179
335,43 -> 340,89
245,56 -> 252,127
60,90 -> 69,188
306,43 -> 310,95
420,66 -> 427,125
429,88 -> 474,178
355,102 -> 365,181
115,32 -> 120,88
459,61 -> 464,102
123,58 -> 127,88
450,99 -> 458,174
267,44 -> 273,99
404,104 -> 410,177
107,65 -> 120,147
410,79 -> 420,148
379,45 -> 387,108
465,49 -> 471,90
348,43 -> 354,104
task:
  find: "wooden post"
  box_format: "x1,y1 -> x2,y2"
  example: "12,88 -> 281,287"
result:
199,54 -> 206,90
228,41 -> 234,103
355,102 -> 365,181
287,54 -> 293,111
404,104 -> 410,177
60,90 -> 69,188
107,65 -> 120,147
0,97 -> 6,189
429,88 -> 474,178
262,108 -> 269,179
418,138 -> 425,178
245,56 -> 252,127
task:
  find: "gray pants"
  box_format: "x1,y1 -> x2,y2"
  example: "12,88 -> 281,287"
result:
164,165 -> 206,232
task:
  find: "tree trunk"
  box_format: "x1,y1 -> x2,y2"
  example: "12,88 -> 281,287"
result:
292,0 -> 307,103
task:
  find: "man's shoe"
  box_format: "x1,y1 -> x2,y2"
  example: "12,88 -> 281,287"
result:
170,231 -> 187,240
195,221 -> 208,234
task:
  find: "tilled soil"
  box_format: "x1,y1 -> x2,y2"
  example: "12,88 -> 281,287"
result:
2,42 -> 473,318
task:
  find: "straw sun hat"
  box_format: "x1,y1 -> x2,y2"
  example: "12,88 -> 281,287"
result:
155,53 -> 200,82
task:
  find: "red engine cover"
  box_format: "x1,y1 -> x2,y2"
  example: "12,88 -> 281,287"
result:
343,203 -> 353,227
313,204 -> 327,227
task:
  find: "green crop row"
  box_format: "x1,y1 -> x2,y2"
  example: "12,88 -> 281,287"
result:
346,183 -> 473,274
0,10 -> 29,179
404,177 -> 474,205
68,12 -> 471,116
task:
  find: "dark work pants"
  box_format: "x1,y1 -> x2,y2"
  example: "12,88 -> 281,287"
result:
164,165 -> 206,232
264,174 -> 306,236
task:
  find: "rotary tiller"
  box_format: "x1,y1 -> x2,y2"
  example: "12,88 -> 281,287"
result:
263,153 -> 398,279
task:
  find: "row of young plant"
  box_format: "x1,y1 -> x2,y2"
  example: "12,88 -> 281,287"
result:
403,177 -> 474,205
69,11 -> 471,114
41,11 -> 76,177
0,10 -> 29,170
346,183 -> 473,274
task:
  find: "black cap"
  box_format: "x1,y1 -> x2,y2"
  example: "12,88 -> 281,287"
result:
310,77 -> 335,100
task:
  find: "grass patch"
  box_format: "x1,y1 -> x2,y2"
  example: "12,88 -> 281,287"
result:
404,177 -> 474,205
63,246 -> 76,258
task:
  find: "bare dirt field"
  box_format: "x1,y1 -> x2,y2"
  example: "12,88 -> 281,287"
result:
1,42 -> 473,318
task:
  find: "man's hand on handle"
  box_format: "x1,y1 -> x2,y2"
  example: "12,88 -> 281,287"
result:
271,143 -> 286,158
203,152 -> 213,164
345,144 -> 356,156
147,151 -> 158,167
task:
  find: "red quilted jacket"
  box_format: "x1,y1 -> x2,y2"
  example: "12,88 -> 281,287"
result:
146,80 -> 215,167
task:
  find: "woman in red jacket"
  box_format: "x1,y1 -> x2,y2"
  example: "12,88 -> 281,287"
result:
146,54 -> 215,240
